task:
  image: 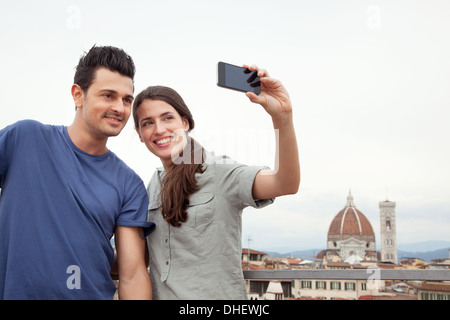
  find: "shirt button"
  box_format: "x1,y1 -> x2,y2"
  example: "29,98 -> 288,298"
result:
165,239 -> 168,243
166,261 -> 169,265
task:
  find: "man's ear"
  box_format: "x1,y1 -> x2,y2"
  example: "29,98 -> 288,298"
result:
71,84 -> 84,109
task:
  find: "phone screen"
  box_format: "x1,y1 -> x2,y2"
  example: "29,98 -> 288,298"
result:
217,62 -> 261,95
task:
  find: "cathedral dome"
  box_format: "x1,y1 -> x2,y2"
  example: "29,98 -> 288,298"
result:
328,191 -> 375,238
323,191 -> 378,265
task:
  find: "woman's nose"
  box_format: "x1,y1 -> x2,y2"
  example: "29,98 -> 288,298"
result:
154,121 -> 166,134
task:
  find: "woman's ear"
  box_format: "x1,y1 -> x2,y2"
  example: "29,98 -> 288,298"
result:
71,84 -> 84,109
182,116 -> 190,131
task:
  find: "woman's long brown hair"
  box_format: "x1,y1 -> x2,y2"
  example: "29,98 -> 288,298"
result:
133,86 -> 205,227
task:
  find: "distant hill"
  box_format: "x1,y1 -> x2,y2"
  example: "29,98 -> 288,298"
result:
397,240 -> 450,252
397,248 -> 449,262
259,241 -> 450,262
263,249 -> 323,260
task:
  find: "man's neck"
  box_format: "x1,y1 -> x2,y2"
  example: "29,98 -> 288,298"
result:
67,124 -> 109,156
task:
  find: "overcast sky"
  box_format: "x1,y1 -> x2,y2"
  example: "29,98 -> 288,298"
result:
1,0 -> 449,253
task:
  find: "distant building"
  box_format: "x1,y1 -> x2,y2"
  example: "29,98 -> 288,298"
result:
242,248 -> 267,269
292,277 -> 378,300
241,249 -> 293,299
241,191 -> 449,300
316,191 -> 400,268
411,282 -> 450,300
400,257 -> 428,269
380,199 -> 398,263
324,191 -> 378,264
429,249 -> 450,270
264,281 -> 284,300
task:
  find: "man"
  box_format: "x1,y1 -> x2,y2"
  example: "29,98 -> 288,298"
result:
0,45 -> 154,299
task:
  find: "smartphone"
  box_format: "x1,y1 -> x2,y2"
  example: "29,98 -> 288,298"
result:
217,62 -> 261,95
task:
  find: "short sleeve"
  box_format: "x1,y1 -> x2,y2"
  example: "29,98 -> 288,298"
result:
237,164 -> 275,209
209,155 -> 275,210
116,177 -> 156,237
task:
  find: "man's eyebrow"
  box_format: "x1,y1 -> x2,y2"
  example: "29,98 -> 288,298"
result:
98,89 -> 118,94
98,89 -> 134,100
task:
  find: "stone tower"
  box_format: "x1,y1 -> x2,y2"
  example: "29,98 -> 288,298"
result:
379,199 -> 397,264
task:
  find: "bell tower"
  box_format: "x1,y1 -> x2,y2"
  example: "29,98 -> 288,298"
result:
379,199 -> 397,264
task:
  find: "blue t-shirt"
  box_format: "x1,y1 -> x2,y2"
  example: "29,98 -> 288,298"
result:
0,120 -> 155,299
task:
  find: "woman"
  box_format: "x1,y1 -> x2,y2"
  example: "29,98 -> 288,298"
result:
133,65 -> 300,299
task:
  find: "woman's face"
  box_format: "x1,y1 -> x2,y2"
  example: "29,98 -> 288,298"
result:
136,99 -> 189,168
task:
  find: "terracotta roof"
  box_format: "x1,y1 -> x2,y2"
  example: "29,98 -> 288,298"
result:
315,250 -> 326,259
358,295 -> 375,300
327,250 -> 339,256
286,297 -> 326,300
242,248 -> 267,255
328,192 -> 375,237
352,265 -> 368,269
288,259 -> 301,265
241,262 -> 263,270
410,282 -> 450,293
326,261 -> 351,268
378,263 -> 397,269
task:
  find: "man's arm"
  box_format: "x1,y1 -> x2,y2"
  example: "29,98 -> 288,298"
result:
114,226 -> 152,300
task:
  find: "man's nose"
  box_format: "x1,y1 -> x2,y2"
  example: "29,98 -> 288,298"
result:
111,100 -> 125,114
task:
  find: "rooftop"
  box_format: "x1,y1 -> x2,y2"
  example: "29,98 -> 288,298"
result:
328,191 -> 375,237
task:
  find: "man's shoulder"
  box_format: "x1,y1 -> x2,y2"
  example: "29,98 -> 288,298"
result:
1,120 -> 60,140
15,119 -> 45,128
108,152 -> 144,184
11,119 -> 58,134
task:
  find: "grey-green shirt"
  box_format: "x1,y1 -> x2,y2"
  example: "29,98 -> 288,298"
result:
146,154 -> 274,300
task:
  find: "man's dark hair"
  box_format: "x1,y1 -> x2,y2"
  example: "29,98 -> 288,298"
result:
74,45 -> 136,93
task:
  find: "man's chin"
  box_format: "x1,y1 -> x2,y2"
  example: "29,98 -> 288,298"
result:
96,129 -> 122,140
106,130 -> 122,138
103,124 -> 126,137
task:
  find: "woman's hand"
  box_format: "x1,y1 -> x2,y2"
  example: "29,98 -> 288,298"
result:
243,65 -> 293,121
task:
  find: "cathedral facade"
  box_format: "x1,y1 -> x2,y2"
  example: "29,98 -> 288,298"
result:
325,191 -> 378,263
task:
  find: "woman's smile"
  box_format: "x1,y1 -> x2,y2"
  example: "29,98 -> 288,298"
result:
154,136 -> 173,146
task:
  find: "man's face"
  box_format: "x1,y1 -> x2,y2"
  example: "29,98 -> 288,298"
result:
79,68 -> 134,139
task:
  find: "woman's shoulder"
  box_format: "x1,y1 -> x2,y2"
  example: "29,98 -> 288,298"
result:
201,152 -> 252,182
203,152 -> 240,168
